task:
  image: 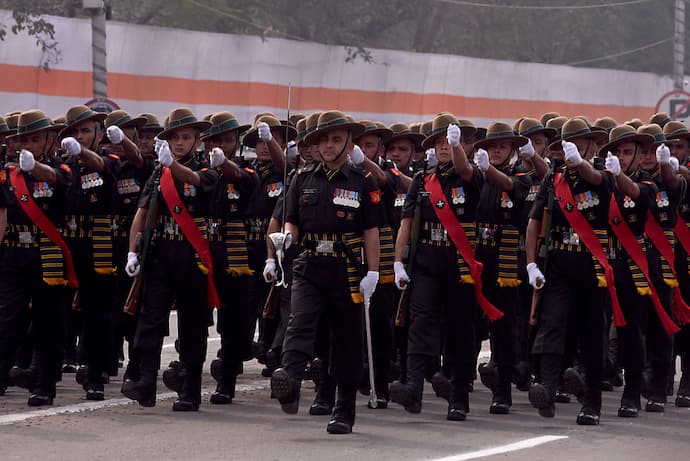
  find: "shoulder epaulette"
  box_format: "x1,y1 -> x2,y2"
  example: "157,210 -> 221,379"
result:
107,153 -> 120,160
200,167 -> 209,172
243,167 -> 256,174
389,167 -> 400,177
59,164 -> 71,174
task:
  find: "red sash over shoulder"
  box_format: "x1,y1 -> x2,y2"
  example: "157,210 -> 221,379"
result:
424,174 -> 503,321
9,166 -> 78,288
609,197 -> 678,335
160,167 -> 220,308
554,173 -> 625,327
674,211 -> 690,257
645,212 -> 690,324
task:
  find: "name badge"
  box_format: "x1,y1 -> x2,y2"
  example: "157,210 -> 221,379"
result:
333,188 -> 360,208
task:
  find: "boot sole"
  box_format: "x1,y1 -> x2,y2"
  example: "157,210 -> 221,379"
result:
528,385 -> 555,417
389,384 -> 421,414
430,373 -> 451,402
271,370 -> 298,414
562,368 -> 585,400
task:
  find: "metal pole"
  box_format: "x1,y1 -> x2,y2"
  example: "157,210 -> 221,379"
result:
674,0 -> 686,89
90,4 -> 107,98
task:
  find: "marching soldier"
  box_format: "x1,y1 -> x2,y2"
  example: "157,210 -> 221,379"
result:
0,110 -> 74,405
102,110 -> 153,379
473,122 -> 534,414
390,113 -> 501,421
270,110 -> 383,434
526,118 -> 616,425
204,111 -> 255,404
635,124 -> 688,412
663,120 -> 690,407
60,105 -> 121,400
122,108 -> 218,411
242,114 -> 295,370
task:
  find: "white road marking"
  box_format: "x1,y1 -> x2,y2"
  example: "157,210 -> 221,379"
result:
429,435 -> 568,461
0,381 -> 267,426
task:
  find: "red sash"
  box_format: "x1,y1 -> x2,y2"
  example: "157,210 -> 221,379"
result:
645,212 -> 690,324
609,197 -> 678,335
554,173 -> 625,327
8,166 -> 78,288
674,211 -> 690,257
424,174 -> 503,321
160,167 -> 220,308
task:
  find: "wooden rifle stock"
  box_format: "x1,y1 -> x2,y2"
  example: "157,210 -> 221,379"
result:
123,167 -> 162,315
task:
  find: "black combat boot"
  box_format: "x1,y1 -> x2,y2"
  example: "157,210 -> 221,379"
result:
390,354 -> 426,413
618,369 -> 642,418
490,366 -> 512,415
327,388 -> 356,434
310,372 -> 335,415
173,362 -> 202,411
529,353 -> 559,418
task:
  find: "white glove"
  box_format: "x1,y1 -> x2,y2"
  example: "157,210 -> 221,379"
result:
562,141 -> 583,166
287,141 -> 299,164
475,148 -> 490,172
359,271 -> 380,301
257,122 -> 272,142
519,139 -> 535,159
670,156 -> 680,173
19,150 -> 36,172
155,139 -> 173,167
656,143 -> 671,165
350,145 -> 365,165
209,147 -> 225,168
426,149 -> 438,169
263,258 -> 277,283
446,124 -> 461,148
125,252 -> 140,277
393,261 -> 410,290
605,152 -> 621,177
61,137 -> 82,157
526,262 -> 545,290
106,125 -> 125,144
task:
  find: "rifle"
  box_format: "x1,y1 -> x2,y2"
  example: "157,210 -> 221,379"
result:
528,158 -> 562,327
395,159 -> 428,327
123,166 -> 162,315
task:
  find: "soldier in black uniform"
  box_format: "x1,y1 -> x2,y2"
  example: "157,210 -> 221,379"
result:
473,122 -> 534,414
390,113 -> 487,421
526,118 -> 615,425
270,110 -> 383,435
600,125 -> 660,417
242,114 -> 295,369
203,111 -> 256,404
0,110 -> 72,405
101,110 -> 154,380
122,108 -> 217,411
664,120 -> 690,407
60,105 -> 121,400
636,124 -> 687,412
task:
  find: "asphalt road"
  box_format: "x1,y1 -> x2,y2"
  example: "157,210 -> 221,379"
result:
1,314 -> 689,461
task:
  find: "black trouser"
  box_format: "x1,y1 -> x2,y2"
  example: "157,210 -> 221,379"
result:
212,243 -> 251,392
612,257 -> 646,406
271,246 -> 300,352
133,239 -> 210,403
112,236 -> 138,375
0,246 -> 67,397
645,244 -> 674,403
247,239 -> 272,353
674,244 -> 690,395
365,282 -> 395,398
532,250 -> 606,411
68,238 -> 116,389
516,250 -> 532,367
406,244 -> 476,399
476,244 -> 519,403
282,253 -> 363,413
